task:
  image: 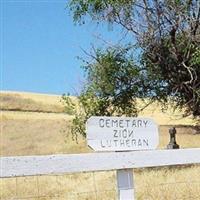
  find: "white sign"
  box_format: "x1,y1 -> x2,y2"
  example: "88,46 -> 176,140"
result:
86,116 -> 159,151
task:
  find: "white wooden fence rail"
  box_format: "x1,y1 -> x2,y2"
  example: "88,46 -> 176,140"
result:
1,148 -> 200,200
1,148 -> 200,178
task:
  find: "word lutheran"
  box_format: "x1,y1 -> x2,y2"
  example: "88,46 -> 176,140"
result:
86,116 -> 159,151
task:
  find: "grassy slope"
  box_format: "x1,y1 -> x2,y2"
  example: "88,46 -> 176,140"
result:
0,91 -> 65,113
1,91 -> 199,156
1,90 -> 198,125
1,91 -> 200,200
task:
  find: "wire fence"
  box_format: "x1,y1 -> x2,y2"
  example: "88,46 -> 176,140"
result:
1,167 -> 200,200
135,180 -> 200,200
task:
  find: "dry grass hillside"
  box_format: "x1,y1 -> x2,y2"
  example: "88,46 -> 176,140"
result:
0,91 -> 65,113
1,90 -> 199,156
0,91 -> 200,200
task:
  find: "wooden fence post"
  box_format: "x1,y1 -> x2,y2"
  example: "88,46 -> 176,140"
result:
117,169 -> 134,200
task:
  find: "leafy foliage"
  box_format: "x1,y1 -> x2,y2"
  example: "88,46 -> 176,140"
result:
66,0 -> 200,136
142,37 -> 200,117
63,48 -> 146,136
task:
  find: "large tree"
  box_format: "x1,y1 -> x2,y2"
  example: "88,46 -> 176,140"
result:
65,0 -> 200,136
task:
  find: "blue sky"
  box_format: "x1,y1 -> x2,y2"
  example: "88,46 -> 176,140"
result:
1,0 -> 125,95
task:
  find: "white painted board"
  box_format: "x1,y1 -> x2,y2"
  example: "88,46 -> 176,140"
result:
117,169 -> 134,200
86,116 -> 159,151
1,148 -> 200,178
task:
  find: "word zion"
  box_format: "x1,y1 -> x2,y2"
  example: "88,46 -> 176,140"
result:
99,118 -> 149,148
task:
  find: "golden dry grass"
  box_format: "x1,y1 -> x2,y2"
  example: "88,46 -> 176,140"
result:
1,91 -> 198,125
0,112 -> 88,156
1,110 -> 199,156
1,111 -> 72,120
0,91 -> 65,113
137,100 -> 198,126
0,91 -> 200,200
1,113 -> 200,199
135,166 -> 200,200
1,91 -> 63,106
